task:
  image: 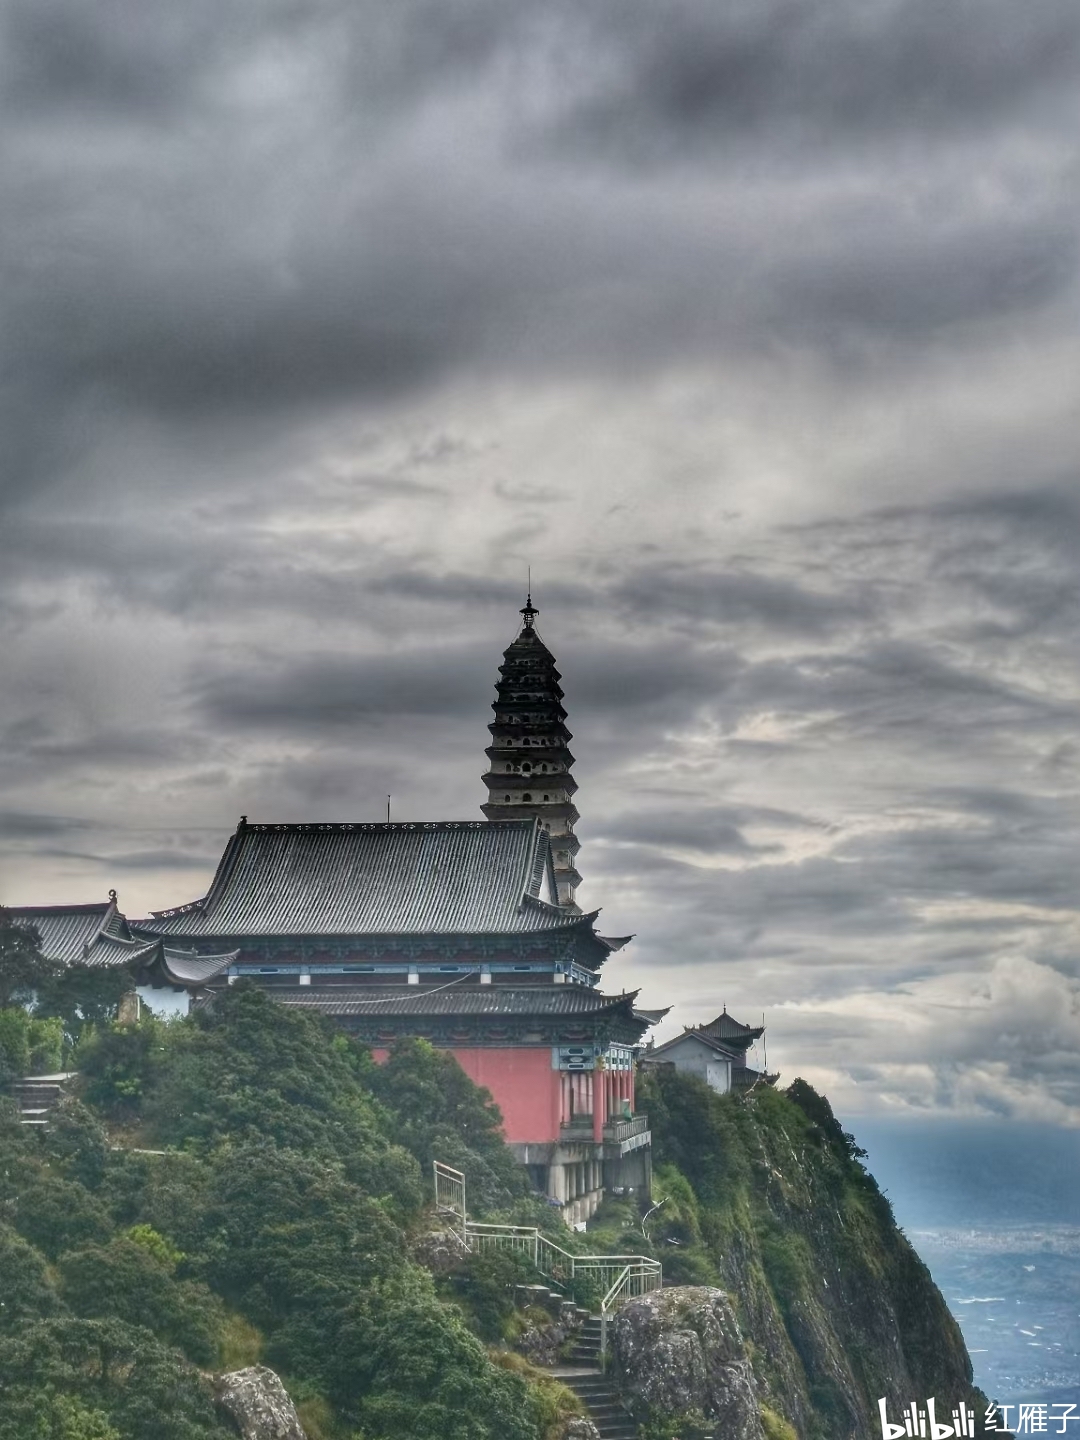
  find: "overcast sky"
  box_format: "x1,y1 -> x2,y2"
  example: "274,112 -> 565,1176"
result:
1,0 -> 1078,1130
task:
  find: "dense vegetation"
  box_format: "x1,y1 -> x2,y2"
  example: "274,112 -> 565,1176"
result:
0,913 -> 993,1440
0,950 -> 562,1440
588,1069 -> 993,1440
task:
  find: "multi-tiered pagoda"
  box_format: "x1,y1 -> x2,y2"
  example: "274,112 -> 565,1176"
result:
481,595 -> 581,907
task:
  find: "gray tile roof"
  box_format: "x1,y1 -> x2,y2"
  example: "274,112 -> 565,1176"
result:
143,819 -> 591,938
9,902 -> 124,965
270,983 -> 641,1018
647,1029 -> 740,1061
699,1010 -> 764,1042
157,949 -> 236,984
8,902 -> 235,982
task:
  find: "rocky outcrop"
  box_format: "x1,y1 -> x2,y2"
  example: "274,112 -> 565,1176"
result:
559,1420 -> 602,1440
611,1286 -> 765,1440
215,1366 -> 307,1440
409,1223 -> 471,1273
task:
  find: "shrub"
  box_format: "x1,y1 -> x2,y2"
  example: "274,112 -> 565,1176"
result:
58,1237 -> 224,1366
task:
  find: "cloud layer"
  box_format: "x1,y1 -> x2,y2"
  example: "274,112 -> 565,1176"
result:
1,0 -> 1078,1127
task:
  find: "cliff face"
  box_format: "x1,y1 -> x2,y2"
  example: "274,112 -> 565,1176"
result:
611,1287 -> 765,1440
627,1073 -> 993,1440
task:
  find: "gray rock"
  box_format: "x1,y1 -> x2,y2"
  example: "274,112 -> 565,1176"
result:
517,1319 -> 569,1367
560,1419 -> 602,1440
410,1224 -> 471,1273
215,1366 -> 307,1440
611,1286 -> 765,1440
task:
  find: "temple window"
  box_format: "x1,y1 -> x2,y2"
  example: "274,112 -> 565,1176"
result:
523,792 -> 532,801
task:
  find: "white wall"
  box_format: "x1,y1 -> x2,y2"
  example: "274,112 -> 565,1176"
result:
656,1036 -> 732,1095
135,986 -> 191,1019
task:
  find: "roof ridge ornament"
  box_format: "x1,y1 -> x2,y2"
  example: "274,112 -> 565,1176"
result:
519,587 -> 538,632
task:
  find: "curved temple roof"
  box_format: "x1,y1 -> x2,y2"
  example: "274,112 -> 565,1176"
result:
272,983 -> 646,1020
143,818 -> 598,939
8,901 -> 235,987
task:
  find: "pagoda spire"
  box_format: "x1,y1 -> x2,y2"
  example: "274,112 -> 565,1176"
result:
481,595 -> 581,908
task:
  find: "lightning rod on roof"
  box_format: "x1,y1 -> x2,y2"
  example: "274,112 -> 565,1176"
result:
387,795 -> 392,823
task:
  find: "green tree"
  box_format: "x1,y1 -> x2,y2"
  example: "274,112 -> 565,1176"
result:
58,1237 -> 223,1366
0,1392 -> 122,1440
0,909 -> 60,1008
0,1224 -> 62,1331
8,1173 -> 113,1261
0,1318 -> 232,1440
0,1006 -> 31,1081
366,1036 -> 527,1210
36,966 -> 135,1053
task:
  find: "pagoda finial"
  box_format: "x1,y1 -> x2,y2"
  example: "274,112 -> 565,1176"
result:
520,574 -> 538,631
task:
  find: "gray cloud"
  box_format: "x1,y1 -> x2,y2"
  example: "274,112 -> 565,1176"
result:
2,0 -> 1078,508
1,0 -> 1078,1131
555,0 -> 1080,155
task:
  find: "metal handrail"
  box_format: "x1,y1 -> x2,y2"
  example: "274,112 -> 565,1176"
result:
433,1160 -> 662,1346
599,1258 -> 662,1363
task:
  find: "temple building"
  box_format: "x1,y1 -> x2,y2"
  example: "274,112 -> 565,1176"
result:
7,894 -> 235,1017
640,1009 -> 776,1094
136,816 -> 659,1220
8,599 -> 778,1221
129,598 -> 666,1221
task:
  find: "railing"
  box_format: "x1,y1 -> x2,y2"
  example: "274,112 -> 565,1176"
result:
603,1114 -> 649,1144
436,1161 -> 662,1357
599,1257 -> 663,1362
468,1221 -> 661,1308
559,1116 -> 595,1138
433,1160 -> 467,1240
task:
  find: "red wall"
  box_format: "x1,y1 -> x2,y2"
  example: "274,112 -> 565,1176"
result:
448,1047 -> 561,1144
367,1045 -> 563,1144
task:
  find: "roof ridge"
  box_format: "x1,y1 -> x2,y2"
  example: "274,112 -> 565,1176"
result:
7,902 -> 111,916
238,819 -> 536,833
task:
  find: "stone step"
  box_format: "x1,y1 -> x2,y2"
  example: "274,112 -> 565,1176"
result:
556,1371 -> 637,1439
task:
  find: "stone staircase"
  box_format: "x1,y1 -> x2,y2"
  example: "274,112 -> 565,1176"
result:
6,1074 -> 76,1128
509,1285 -> 638,1438
552,1318 -> 639,1439
553,1365 -> 638,1440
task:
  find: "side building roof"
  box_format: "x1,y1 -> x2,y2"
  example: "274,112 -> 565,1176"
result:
141,818 -> 606,941
8,900 -> 126,966
8,900 -> 235,988
645,1028 -> 742,1063
698,1009 -> 765,1044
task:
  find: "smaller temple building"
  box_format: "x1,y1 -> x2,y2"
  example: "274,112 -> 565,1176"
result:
640,1009 -> 776,1095
8,895 -> 235,1017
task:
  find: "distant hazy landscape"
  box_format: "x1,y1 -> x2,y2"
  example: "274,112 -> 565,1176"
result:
856,1120 -> 1080,1406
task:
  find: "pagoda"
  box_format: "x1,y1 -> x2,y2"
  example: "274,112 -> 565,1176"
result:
481,594 -> 581,906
